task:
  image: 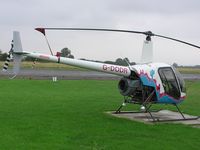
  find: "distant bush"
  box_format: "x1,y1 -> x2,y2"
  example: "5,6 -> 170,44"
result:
0,50 -> 8,61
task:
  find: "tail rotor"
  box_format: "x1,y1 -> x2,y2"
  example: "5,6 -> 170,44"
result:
2,31 -> 24,78
2,40 -> 14,72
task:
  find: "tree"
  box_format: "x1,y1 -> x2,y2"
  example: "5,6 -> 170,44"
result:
68,54 -> 74,59
60,47 -> 75,59
104,60 -> 115,65
124,57 -> 130,63
115,58 -> 124,65
0,51 -> 8,61
115,58 -> 128,66
61,47 -> 71,57
172,62 -> 178,68
114,57 -> 136,66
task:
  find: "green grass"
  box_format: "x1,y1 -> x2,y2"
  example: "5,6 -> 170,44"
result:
178,67 -> 200,74
0,80 -> 199,150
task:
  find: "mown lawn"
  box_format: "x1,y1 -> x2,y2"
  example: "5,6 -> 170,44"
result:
0,80 -> 199,150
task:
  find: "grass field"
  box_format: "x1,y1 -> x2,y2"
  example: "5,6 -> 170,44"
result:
178,67 -> 200,74
0,80 -> 200,150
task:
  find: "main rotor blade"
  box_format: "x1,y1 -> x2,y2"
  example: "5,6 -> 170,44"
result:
36,27 -> 200,49
37,27 -> 146,35
154,34 -> 200,49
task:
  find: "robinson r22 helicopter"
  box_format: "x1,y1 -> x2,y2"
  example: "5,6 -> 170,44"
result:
3,27 -> 200,121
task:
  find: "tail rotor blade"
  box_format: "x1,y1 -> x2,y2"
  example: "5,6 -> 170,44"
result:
2,54 -> 11,72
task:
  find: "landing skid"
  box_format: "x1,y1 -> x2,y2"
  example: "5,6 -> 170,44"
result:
115,97 -> 199,122
150,104 -> 199,122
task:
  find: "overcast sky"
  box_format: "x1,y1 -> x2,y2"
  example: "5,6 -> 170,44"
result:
0,0 -> 200,65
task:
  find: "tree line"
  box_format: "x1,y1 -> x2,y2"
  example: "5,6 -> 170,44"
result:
80,57 -> 136,66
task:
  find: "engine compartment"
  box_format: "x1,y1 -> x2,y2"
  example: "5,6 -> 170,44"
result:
118,72 -> 156,104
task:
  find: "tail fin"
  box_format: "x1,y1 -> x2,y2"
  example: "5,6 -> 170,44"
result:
12,31 -> 23,75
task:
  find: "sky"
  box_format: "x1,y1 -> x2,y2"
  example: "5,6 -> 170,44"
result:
0,0 -> 200,65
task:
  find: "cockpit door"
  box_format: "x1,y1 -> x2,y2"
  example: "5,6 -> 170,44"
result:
158,67 -> 180,99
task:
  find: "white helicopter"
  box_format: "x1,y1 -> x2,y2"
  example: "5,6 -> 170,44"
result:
3,28 -> 200,121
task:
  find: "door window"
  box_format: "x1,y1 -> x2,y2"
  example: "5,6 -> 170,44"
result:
158,68 -> 180,99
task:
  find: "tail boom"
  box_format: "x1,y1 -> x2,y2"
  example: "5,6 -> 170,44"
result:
25,52 -> 131,77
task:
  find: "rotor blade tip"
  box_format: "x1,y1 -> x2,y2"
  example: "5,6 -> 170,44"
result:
35,28 -> 46,35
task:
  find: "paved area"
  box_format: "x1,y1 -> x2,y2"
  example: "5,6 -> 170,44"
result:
0,69 -> 120,80
108,110 -> 200,128
1,69 -> 200,80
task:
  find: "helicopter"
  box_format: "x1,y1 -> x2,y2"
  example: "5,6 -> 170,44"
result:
3,27 -> 200,122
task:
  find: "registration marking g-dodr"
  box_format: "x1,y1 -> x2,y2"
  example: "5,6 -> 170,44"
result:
102,64 -> 128,74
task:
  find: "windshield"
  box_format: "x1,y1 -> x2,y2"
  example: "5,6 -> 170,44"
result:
173,67 -> 186,93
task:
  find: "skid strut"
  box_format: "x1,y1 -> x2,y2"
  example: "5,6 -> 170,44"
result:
115,99 -> 199,122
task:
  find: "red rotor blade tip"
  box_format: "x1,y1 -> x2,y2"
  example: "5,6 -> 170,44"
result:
35,28 -> 46,36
